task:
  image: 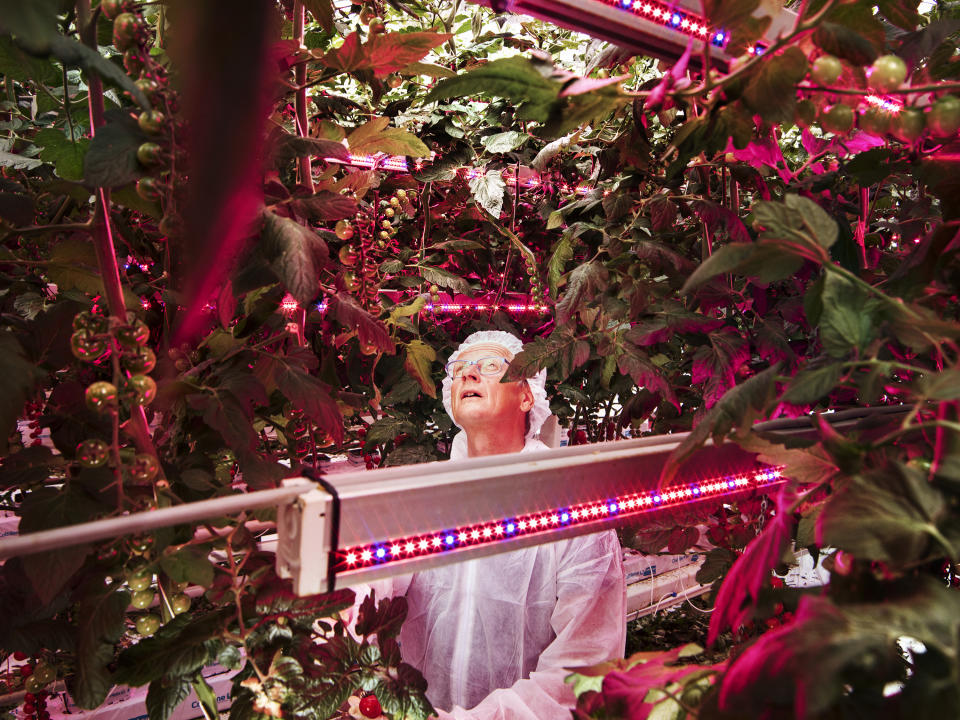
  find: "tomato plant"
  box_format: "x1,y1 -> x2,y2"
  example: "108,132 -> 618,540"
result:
1,0 -> 960,719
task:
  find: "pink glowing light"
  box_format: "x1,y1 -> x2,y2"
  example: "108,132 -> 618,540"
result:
280,294 -> 299,314
336,464 -> 785,570
864,94 -> 903,113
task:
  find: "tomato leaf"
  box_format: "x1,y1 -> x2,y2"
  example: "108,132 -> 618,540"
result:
327,293 -> 395,353
423,57 -> 559,123
742,47 -> 808,124
404,339 -> 437,398
261,210 -> 329,306
318,31 -> 452,78
817,462 -> 953,564
146,675 -> 191,720
291,191 -> 358,221
69,584 -> 130,708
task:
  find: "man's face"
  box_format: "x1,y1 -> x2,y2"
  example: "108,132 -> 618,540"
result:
449,344 -> 533,433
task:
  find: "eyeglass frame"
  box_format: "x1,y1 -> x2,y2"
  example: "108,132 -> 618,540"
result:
444,356 -> 511,379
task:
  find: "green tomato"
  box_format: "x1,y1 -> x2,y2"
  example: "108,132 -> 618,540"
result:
927,95 -> 960,138
136,176 -> 163,201
101,0 -> 133,21
130,589 -> 155,609
116,319 -> 149,348
893,106 -> 925,143
135,614 -> 161,636
113,12 -> 144,51
124,374 -> 157,406
125,567 -> 153,591
122,346 -> 157,374
124,51 -> 145,77
71,329 -> 108,361
136,142 -> 163,166
137,110 -> 166,135
859,107 -> 891,137
135,77 -> 160,103
795,100 -> 817,128
23,676 -> 43,694
868,54 -> 907,93
32,663 -> 55,686
170,593 -> 191,615
338,245 -> 358,267
72,310 -> 108,333
343,270 -> 361,292
85,381 -> 118,412
820,103 -> 854,135
811,55 -> 842,85
130,453 -> 160,482
77,438 -> 110,468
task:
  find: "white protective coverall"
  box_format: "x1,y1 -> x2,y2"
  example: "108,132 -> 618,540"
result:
360,438 -> 626,720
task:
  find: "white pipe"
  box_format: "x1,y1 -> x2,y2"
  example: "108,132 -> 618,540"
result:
0,480 -> 314,561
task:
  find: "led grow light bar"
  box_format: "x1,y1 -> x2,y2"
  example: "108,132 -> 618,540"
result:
471,0 -> 797,70
276,433 -> 781,593
336,465 -> 782,572
277,405 -> 908,594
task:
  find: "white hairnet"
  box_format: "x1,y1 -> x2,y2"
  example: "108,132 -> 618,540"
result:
441,330 -> 550,440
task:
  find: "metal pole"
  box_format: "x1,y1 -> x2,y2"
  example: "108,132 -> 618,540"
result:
0,480 -> 314,561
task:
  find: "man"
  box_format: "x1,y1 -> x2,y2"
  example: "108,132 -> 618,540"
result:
362,331 -> 626,719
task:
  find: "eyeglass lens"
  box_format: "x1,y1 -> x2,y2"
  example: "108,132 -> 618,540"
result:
448,357 -> 507,378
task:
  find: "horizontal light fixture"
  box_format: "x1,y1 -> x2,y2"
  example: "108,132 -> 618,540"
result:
337,466 -> 782,571
471,0 -> 797,70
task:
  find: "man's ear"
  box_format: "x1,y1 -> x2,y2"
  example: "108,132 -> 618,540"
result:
518,382 -> 535,412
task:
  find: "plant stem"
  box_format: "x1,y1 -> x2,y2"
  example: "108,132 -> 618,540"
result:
293,1 -> 314,194
62,66 -> 76,142
78,0 -> 157,458
8,221 -> 93,236
801,82 -> 960,95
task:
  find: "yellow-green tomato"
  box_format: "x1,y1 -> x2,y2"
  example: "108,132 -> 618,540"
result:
859,107 -> 891,137
125,375 -> 157,406
338,245 -> 358,267
868,55 -> 907,93
927,95 -> 960,138
811,55 -> 842,85
130,453 -> 160,482
170,593 -> 191,615
32,663 -> 56,685
135,614 -> 161,636
77,438 -> 110,468
893,106 -> 925,143
125,567 -> 153,591
130,589 -> 155,609
820,104 -> 854,135
85,381 -> 118,412
795,99 -> 817,128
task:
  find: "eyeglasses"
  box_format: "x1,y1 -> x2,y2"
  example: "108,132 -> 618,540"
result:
445,357 -> 510,379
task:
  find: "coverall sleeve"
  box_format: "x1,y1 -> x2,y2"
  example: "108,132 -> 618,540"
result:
438,530 -> 626,720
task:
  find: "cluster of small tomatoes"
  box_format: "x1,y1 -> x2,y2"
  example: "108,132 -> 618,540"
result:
799,53 -> 960,141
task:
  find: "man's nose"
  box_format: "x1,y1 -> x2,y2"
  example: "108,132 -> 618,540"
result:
461,362 -> 482,381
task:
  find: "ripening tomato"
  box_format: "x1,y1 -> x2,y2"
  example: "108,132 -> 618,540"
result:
811,55 -> 842,85
85,381 -> 118,412
77,438 -> 110,468
820,104 -> 854,135
893,106 -> 925,143
868,55 -> 907,93
927,95 -> 960,138
130,589 -> 155,609
135,614 -> 161,636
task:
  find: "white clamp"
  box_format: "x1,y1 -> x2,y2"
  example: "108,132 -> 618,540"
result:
275,479 -> 335,596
